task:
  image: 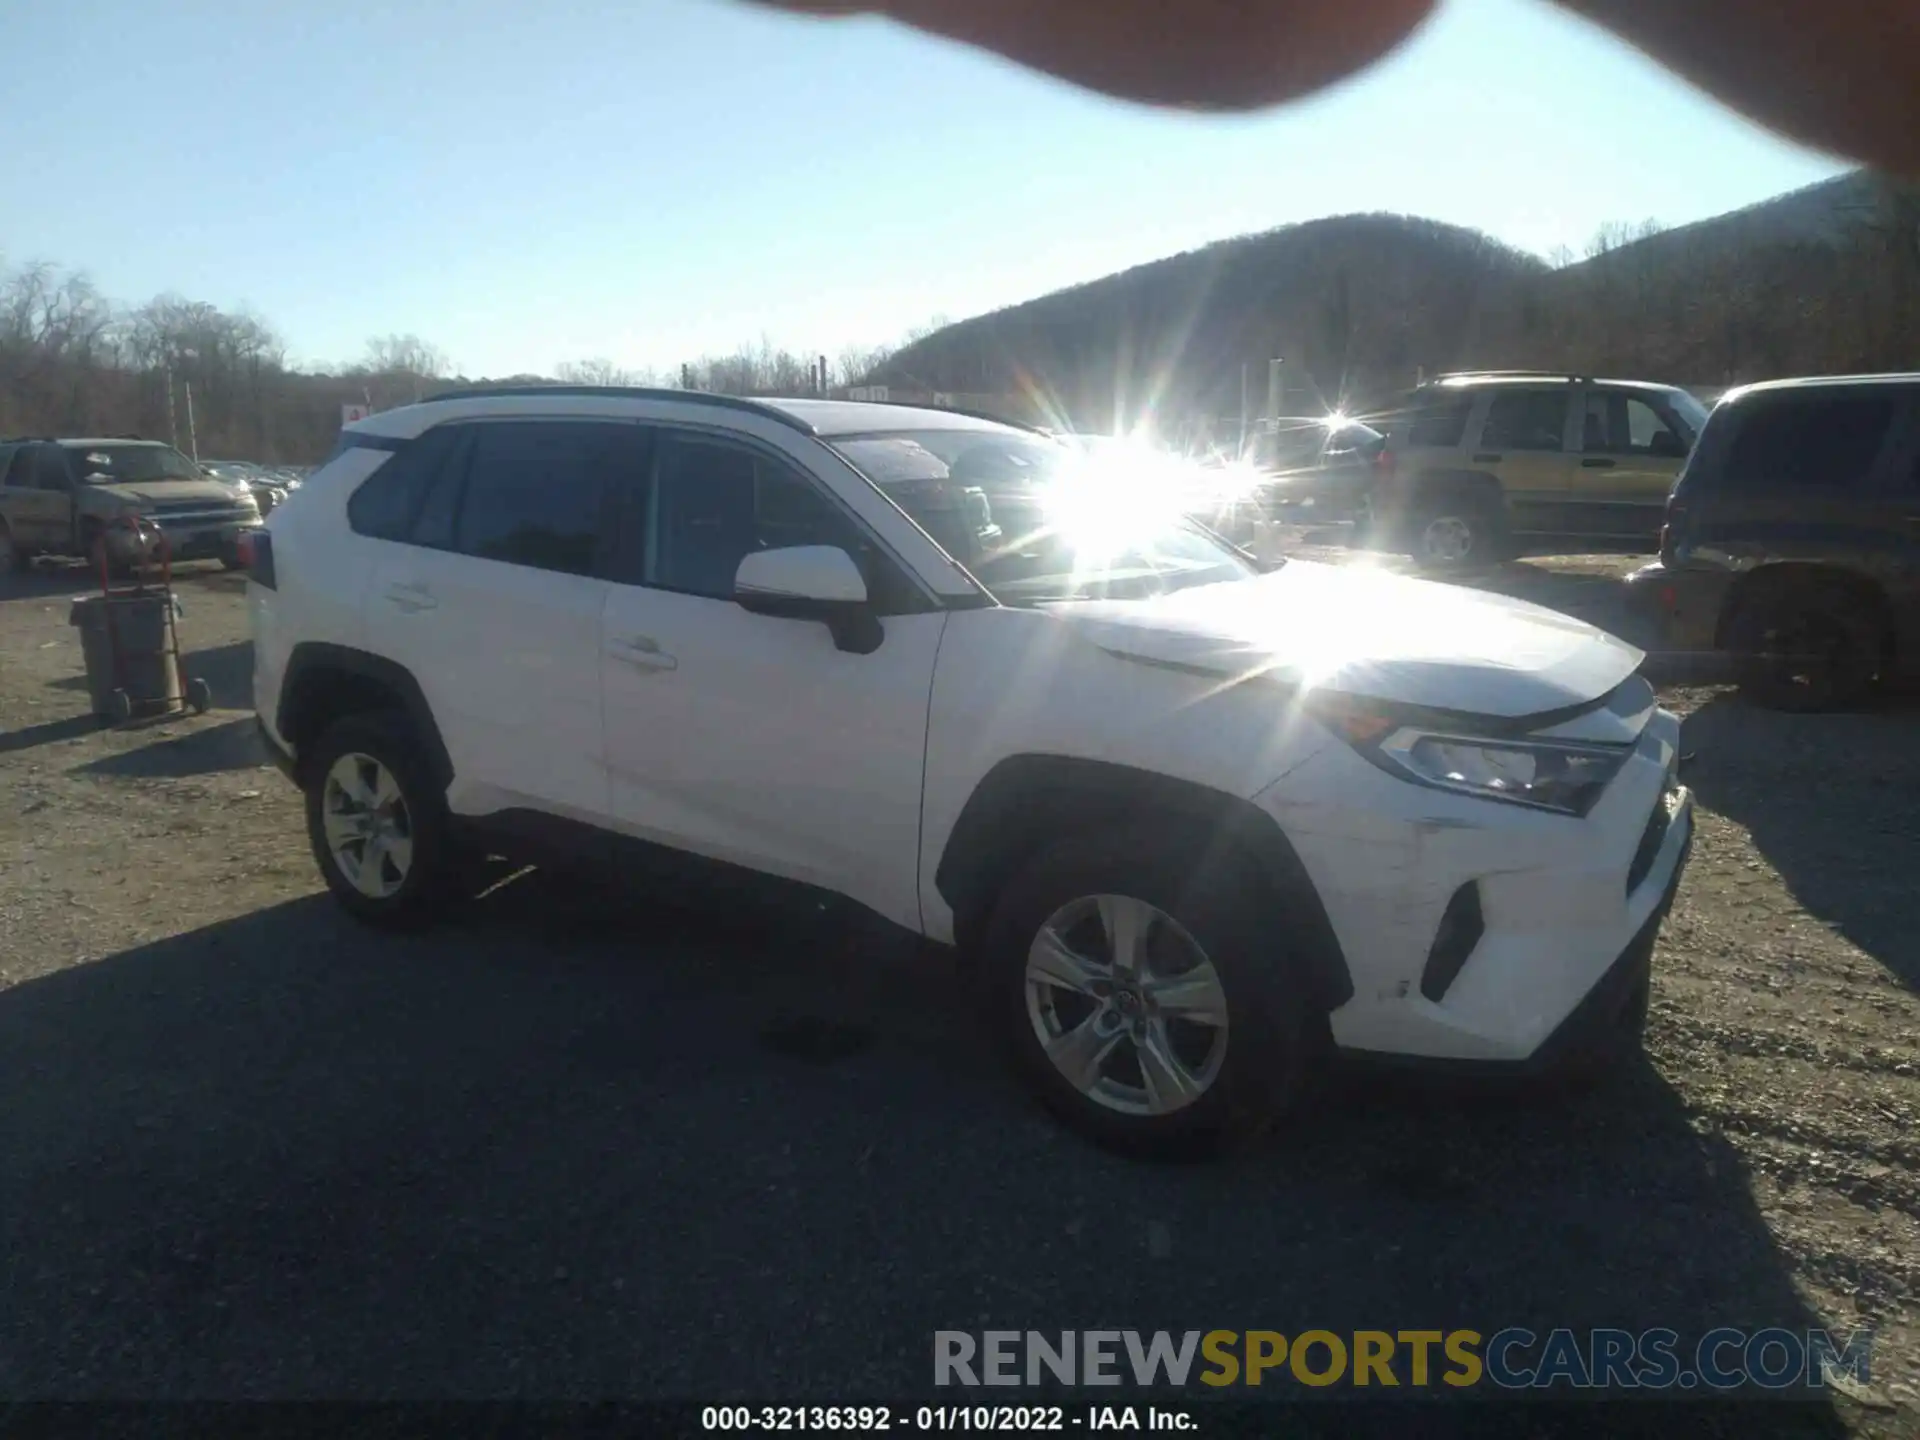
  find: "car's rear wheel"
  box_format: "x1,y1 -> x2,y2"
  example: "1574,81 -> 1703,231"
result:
1725,581 -> 1884,712
984,827 -> 1312,1158
0,525 -> 23,574
1410,494 -> 1507,570
304,712 -> 459,929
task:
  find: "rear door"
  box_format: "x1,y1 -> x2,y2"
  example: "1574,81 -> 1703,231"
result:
1574,386 -> 1692,543
1470,387 -> 1578,534
358,417 -> 644,823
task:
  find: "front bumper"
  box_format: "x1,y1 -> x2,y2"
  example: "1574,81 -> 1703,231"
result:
107,519 -> 261,562
1262,706 -> 1697,1067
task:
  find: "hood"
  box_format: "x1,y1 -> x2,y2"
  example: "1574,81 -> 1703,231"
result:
88,478 -> 251,507
1043,560 -> 1643,722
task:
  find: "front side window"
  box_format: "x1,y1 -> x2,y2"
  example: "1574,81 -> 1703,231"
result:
1582,393 -> 1688,458
63,444 -> 199,484
645,434 -> 873,600
1480,391 -> 1571,453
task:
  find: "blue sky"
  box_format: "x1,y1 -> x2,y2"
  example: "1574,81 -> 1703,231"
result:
3,0 -> 1841,376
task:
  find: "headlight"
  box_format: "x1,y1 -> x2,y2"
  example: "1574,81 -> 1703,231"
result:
1319,706 -> 1632,816
1376,729 -> 1629,815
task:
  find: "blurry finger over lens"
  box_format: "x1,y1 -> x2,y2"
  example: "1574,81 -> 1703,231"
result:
752,0 -> 1440,110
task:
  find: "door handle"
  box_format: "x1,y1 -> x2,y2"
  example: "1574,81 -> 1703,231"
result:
1582,457 -> 1617,469
1472,452 -> 1503,464
383,582 -> 437,613
609,635 -> 677,671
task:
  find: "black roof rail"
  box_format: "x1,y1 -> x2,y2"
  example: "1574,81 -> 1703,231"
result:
416,384 -> 818,435
859,396 -> 1051,435
1432,370 -> 1591,384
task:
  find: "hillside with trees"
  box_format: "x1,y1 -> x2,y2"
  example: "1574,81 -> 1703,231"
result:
871,169 -> 1920,432
4,170 -> 1916,461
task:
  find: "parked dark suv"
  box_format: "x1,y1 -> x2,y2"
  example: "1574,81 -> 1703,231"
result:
1627,373 -> 1920,711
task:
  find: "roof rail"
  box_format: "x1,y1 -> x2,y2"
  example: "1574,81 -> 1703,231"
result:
885,397 -> 1051,435
1433,370 -> 1591,384
417,384 -> 818,435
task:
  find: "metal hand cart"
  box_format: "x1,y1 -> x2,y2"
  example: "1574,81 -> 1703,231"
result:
69,515 -> 213,725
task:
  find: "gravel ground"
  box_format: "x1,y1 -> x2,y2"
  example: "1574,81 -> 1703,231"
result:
0,551 -> 1915,1430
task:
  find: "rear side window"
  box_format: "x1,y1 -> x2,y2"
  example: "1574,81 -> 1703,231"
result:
1404,398 -> 1473,449
451,421 -> 633,577
1723,396 -> 1896,489
347,427 -> 463,541
1480,391 -> 1570,453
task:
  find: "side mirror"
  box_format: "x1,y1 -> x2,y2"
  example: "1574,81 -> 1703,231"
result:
734,545 -> 882,655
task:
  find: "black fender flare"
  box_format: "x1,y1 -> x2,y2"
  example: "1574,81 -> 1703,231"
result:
277,642 -> 455,791
934,754 -> 1354,1013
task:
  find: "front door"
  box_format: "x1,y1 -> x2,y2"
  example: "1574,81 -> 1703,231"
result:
1575,387 -> 1689,544
599,427 -> 945,932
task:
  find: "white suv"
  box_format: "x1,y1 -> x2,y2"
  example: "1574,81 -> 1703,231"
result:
249,388 -> 1694,1154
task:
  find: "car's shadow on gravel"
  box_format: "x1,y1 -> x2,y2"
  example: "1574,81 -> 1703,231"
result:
1682,691 -> 1920,994
0,867 -> 1856,1425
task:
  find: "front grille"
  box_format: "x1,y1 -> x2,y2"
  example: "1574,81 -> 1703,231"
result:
151,504 -> 253,525
1625,774 -> 1681,894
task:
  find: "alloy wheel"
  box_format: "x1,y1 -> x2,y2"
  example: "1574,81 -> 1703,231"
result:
321,752 -> 415,899
1024,894 -> 1230,1117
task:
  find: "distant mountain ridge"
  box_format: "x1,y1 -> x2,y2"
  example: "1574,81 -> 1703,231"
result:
871,170 -> 1918,436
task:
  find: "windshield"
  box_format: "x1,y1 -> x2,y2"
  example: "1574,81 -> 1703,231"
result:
68,445 -> 203,484
830,428 -> 1259,604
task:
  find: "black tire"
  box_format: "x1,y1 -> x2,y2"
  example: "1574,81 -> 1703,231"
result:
0,525 -> 23,574
186,677 -> 213,715
303,710 -> 460,930
1408,491 -> 1509,571
983,825 -> 1315,1159
1724,581 -> 1884,713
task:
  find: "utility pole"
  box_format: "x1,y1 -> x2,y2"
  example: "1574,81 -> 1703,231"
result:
183,381 -> 199,461
163,365 -> 179,448
1267,357 -> 1285,430
1238,363 -> 1250,456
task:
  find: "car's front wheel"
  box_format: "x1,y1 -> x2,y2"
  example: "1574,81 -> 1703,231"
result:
985,828 -> 1311,1157
304,712 -> 459,929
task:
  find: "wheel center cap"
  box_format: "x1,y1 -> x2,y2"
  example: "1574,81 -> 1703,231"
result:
1115,987 -> 1141,1014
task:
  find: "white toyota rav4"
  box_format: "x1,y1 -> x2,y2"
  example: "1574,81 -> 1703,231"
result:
249,389 -> 1694,1153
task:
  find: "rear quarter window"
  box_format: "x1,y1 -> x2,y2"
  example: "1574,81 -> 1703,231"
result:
1403,398 -> 1474,449
346,427 -> 463,541
1722,395 -> 1897,489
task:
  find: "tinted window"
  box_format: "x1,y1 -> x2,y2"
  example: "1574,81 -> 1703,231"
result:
0,447 -> 31,487
1405,399 -> 1473,449
1481,391 -> 1570,453
1724,396 -> 1895,489
35,447 -> 76,490
1582,393 -> 1686,457
648,434 -> 873,600
347,427 -> 463,541
453,422 -> 629,577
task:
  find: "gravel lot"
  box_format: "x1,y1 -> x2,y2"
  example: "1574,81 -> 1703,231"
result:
0,550 -> 1915,1429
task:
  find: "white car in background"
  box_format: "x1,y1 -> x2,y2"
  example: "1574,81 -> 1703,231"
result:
247,390 -> 1693,1155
